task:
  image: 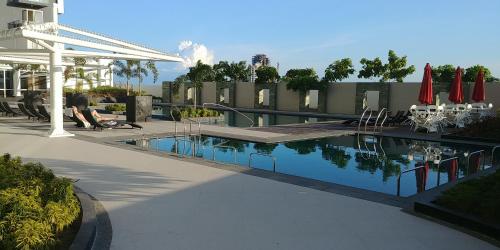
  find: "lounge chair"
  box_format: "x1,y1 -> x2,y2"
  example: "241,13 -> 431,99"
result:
37,105 -> 51,121
0,102 -> 8,116
18,103 -> 37,120
67,109 -> 86,128
2,102 -> 22,116
386,111 -> 404,126
26,103 -> 48,121
81,109 -> 142,131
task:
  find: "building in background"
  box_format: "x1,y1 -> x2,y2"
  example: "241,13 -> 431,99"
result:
0,0 -> 113,98
250,54 -> 270,83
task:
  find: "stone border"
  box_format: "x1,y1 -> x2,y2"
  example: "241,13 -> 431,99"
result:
412,166 -> 500,246
70,186 -> 112,250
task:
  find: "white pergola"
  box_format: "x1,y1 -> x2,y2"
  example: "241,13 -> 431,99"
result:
0,5 -> 182,137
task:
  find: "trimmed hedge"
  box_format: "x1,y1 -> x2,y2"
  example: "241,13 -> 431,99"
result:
105,103 -> 126,112
170,107 -> 220,121
0,154 -> 80,250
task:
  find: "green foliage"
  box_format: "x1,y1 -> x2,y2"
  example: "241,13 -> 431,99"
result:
358,50 -> 415,82
87,86 -> 127,97
463,65 -> 499,82
431,64 -> 457,83
0,154 -> 80,250
436,169 -> 500,224
171,107 -> 220,120
255,66 -> 280,84
187,60 -> 214,88
284,68 -> 328,92
172,75 -> 188,97
212,61 -> 250,83
105,104 -> 126,112
358,57 -> 386,81
323,58 -> 355,83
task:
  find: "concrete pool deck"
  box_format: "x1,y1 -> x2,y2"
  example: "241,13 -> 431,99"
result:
0,122 -> 498,249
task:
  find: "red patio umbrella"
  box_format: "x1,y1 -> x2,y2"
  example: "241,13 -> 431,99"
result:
415,162 -> 429,193
419,63 -> 433,105
472,69 -> 485,102
448,67 -> 464,104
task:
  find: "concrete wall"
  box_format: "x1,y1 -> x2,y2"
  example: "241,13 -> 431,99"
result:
172,83 -> 184,105
484,83 -> 500,110
277,83 -> 300,112
326,83 -> 356,114
235,82 -> 255,108
389,83 -> 420,112
201,82 -> 216,104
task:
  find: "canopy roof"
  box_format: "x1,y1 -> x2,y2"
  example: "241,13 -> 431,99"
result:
0,22 -> 183,65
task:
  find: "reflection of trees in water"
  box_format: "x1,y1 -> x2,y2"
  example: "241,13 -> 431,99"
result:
211,137 -> 249,153
253,143 -> 278,154
320,144 -> 352,168
354,153 -> 403,182
284,140 -> 318,155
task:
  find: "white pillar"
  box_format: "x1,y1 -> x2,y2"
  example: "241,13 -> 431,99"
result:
48,48 -> 73,138
13,70 -> 22,97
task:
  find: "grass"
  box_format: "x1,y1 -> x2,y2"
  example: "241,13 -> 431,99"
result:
435,169 -> 500,225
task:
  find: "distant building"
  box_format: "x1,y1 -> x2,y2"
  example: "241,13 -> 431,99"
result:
250,54 -> 270,83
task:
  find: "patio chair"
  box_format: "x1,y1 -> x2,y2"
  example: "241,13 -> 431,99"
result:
2,102 -> 22,116
386,110 -> 404,126
0,102 -> 8,116
26,103 -> 48,121
37,105 -> 51,121
81,108 -> 143,131
17,103 -> 37,120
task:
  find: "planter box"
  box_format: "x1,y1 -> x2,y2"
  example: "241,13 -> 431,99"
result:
126,96 -> 152,123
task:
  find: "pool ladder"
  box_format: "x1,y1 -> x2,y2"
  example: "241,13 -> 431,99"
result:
357,107 -> 388,135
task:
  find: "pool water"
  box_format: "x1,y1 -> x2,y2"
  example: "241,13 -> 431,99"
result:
153,107 -> 338,127
123,135 -> 495,197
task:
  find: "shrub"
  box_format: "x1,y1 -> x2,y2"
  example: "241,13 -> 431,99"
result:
105,104 -> 126,112
0,154 -> 80,250
170,107 -> 220,120
88,86 -> 127,97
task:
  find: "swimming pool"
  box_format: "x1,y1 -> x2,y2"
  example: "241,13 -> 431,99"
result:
122,135 -> 495,197
153,107 -> 338,127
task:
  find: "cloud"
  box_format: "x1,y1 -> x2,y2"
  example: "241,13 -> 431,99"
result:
178,40 -> 214,68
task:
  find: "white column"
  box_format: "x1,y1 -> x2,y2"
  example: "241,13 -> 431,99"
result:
48,47 -> 73,138
13,70 -> 22,97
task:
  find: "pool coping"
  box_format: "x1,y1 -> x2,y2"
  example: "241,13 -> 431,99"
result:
410,166 -> 500,246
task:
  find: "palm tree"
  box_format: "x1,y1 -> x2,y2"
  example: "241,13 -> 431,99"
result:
226,61 -> 249,83
63,57 -> 94,92
113,60 -> 139,95
186,60 -> 214,109
134,60 -> 159,96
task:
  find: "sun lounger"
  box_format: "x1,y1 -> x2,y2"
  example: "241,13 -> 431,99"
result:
26,103 -> 48,121
2,102 -> 22,116
81,109 -> 143,131
0,102 -> 8,115
18,103 -> 37,120
37,105 -> 51,121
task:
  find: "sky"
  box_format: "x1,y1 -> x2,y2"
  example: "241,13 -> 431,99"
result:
60,0 -> 500,84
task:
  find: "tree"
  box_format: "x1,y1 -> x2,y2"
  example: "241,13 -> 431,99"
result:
113,60 -> 139,95
255,66 -> 280,84
431,64 -> 456,83
463,65 -> 499,82
172,74 -> 188,97
322,58 -> 355,83
358,57 -> 386,81
226,61 -> 249,83
213,61 -> 229,82
284,68 -> 328,92
63,57 -> 95,92
358,50 -> 415,82
186,60 -> 214,108
382,50 -> 415,82
14,64 -> 43,91
134,60 -> 159,96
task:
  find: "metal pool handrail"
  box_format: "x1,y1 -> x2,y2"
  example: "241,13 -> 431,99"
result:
248,153 -> 277,172
202,102 -> 254,127
436,157 -> 459,186
170,105 -> 201,137
212,145 -> 237,163
396,165 -> 427,197
174,138 -> 195,157
357,107 -> 371,133
373,108 -> 386,134
467,150 -> 486,173
492,146 -> 500,166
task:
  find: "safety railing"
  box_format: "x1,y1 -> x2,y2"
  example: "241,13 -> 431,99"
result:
357,107 -> 371,134
170,105 -> 201,137
396,165 -> 428,196
467,150 -> 486,173
203,103 -> 254,127
174,138 -> 195,157
248,153 -> 277,172
373,108 -> 388,133
212,145 -> 238,163
436,157 -> 459,186
492,146 -> 500,167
